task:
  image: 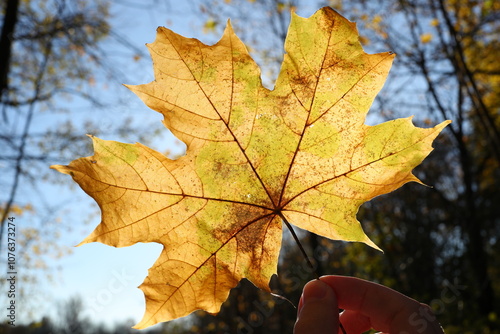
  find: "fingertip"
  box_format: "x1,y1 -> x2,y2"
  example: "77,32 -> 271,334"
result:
297,279 -> 333,316
303,279 -> 331,301
294,280 -> 338,334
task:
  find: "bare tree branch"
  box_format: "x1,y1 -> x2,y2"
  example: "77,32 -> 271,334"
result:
0,20 -> 54,256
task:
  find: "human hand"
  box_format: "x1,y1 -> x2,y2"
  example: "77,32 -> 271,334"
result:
294,276 -> 444,334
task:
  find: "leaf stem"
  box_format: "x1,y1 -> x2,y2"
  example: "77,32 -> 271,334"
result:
339,320 -> 347,334
278,212 -> 319,280
278,212 -> 347,334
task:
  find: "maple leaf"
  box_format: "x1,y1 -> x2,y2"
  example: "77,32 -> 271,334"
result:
51,7 -> 449,329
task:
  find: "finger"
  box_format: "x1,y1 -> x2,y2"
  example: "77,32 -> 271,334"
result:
320,276 -> 444,334
339,310 -> 371,334
294,279 -> 338,334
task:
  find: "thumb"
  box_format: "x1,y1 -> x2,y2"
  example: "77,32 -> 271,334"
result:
294,279 -> 339,334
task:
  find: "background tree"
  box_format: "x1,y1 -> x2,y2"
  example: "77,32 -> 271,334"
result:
341,0 -> 500,328
0,0 -> 158,316
188,0 -> 500,332
57,296 -> 89,334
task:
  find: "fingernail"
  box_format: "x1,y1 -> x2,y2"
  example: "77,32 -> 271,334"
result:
303,280 -> 329,302
297,280 -> 329,317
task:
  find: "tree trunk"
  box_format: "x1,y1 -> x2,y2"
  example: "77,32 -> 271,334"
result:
0,0 -> 20,96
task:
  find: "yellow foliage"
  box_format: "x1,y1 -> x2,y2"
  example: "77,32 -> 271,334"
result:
277,2 -> 285,13
328,0 -> 343,11
203,18 -> 218,33
372,15 -> 382,24
3,203 -> 34,216
358,35 -> 370,45
420,33 -> 433,44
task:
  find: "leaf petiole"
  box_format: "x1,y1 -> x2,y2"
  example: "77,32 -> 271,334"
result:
278,212 -> 348,334
278,212 -> 319,280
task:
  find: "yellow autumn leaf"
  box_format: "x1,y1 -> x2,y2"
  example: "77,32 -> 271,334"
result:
420,32 -> 433,44
51,7 -> 449,329
203,18 -> 218,33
